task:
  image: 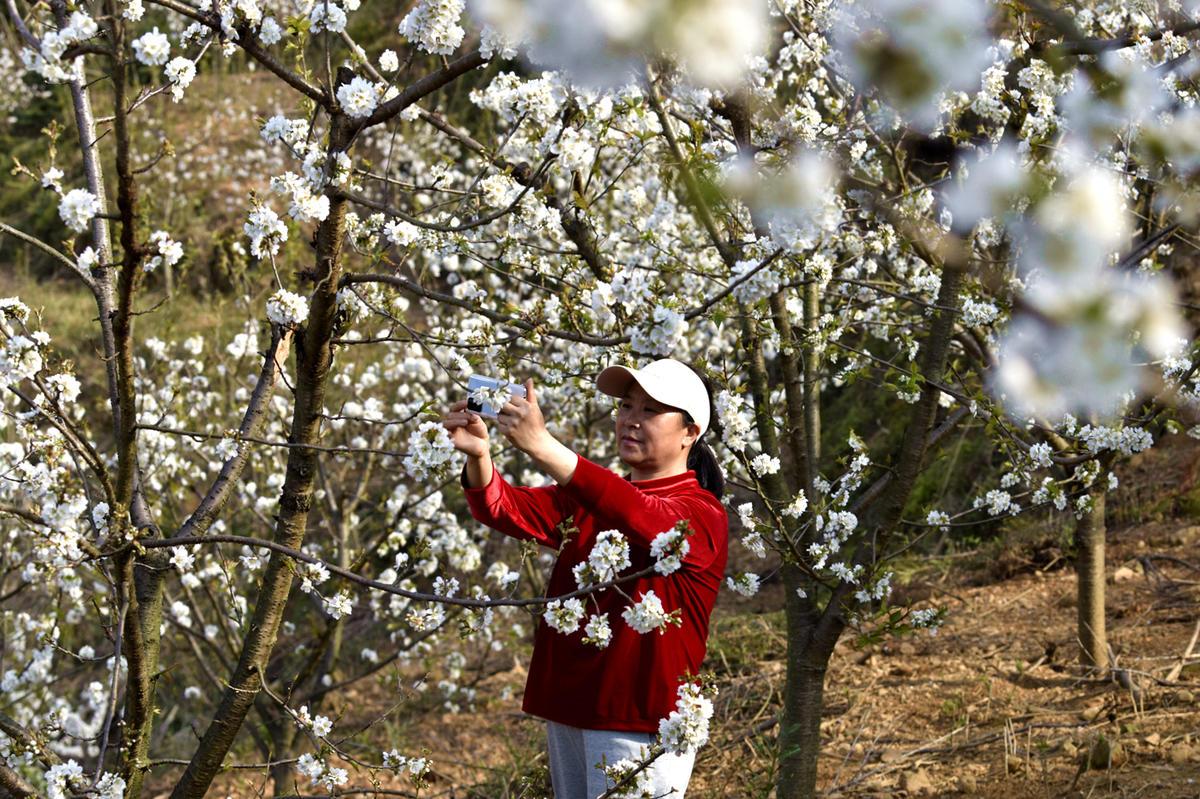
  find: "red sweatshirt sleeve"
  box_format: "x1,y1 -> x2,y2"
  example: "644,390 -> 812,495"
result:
558,453 -> 725,571
459,462 -> 570,549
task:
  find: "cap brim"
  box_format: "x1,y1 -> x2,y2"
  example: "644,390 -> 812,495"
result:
596,365 -> 639,398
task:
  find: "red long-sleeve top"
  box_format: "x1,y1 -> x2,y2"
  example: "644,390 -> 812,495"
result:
460,452 -> 729,732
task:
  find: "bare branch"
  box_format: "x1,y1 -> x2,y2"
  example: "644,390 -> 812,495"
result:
177,328 -> 292,538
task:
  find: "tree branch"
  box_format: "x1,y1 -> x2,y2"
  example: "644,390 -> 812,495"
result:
358,50 -> 487,129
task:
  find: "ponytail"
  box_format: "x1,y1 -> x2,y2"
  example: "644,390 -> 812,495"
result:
686,436 -> 725,500
682,365 -> 725,501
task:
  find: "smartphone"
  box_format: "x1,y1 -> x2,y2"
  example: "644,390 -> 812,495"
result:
466,374 -> 527,419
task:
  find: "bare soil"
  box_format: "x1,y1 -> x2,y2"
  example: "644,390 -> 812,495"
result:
361,519 -> 1200,799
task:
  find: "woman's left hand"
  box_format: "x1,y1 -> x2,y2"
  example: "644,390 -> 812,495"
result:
496,378 -> 551,453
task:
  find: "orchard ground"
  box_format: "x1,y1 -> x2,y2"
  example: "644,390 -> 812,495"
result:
163,435 -> 1200,799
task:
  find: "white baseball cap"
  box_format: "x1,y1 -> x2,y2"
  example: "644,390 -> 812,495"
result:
596,358 -> 711,438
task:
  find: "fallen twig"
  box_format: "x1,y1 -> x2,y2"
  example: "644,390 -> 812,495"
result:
1166,618 -> 1200,682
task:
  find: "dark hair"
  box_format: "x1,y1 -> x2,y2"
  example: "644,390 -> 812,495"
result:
681,366 -> 725,501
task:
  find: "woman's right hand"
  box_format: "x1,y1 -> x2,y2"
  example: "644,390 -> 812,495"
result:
443,400 -> 490,459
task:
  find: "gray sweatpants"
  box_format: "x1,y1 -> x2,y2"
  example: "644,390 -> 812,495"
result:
545,720 -> 697,798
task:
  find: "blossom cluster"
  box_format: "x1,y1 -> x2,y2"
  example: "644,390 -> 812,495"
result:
295,753 -> 348,790
245,204 -> 289,258
383,749 -> 431,777
725,572 -> 760,597
572,530 -> 631,587
58,189 -> 100,233
648,526 -> 689,576
621,590 -> 680,634
265,289 -> 309,327
543,597 -> 585,634
402,420 -> 457,482
399,0 -> 465,55
20,11 -> 98,83
144,230 -> 184,273
657,682 -> 715,755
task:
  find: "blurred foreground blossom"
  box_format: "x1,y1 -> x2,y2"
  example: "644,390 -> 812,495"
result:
941,134 -> 1189,421
941,139 -> 1032,233
829,0 -> 994,130
1059,52 -> 1171,145
468,0 -> 768,89
1015,161 -> 1131,313
990,158 -> 1185,421
722,149 -> 843,254
992,292 -> 1183,423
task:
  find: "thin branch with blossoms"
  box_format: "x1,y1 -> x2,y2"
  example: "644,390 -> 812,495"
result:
139,533 -> 670,610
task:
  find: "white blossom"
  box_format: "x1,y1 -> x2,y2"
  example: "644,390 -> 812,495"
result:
41,166 -> 63,192
402,420 -> 456,481
323,591 -> 354,620
542,597 -> 585,634
384,219 -> 421,247
337,76 -> 380,118
145,230 -> 183,272
750,454 -> 780,477
259,16 -> 283,44
582,613 -> 612,648
169,546 -> 195,572
132,28 -> 171,66
552,127 -> 595,173
58,189 -> 100,233
657,682 -> 714,755
266,289 -> 309,327
245,204 -> 289,258
649,528 -> 689,575
398,0 -> 465,55
164,57 -> 196,102
621,590 -> 676,634
309,2 -> 348,33
726,572 -> 760,597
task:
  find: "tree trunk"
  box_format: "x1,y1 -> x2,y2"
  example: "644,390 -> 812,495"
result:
1076,486 -> 1108,671
802,278 -> 821,483
169,101 -> 355,799
774,255 -> 968,798
120,550 -> 168,797
776,565 -> 832,799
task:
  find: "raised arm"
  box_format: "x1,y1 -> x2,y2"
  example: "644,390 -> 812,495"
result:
446,394 -> 573,548
460,462 -> 571,548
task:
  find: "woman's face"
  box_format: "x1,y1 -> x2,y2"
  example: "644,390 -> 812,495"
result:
614,383 -> 698,472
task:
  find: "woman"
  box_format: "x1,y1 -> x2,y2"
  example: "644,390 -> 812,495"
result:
442,358 -> 729,798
